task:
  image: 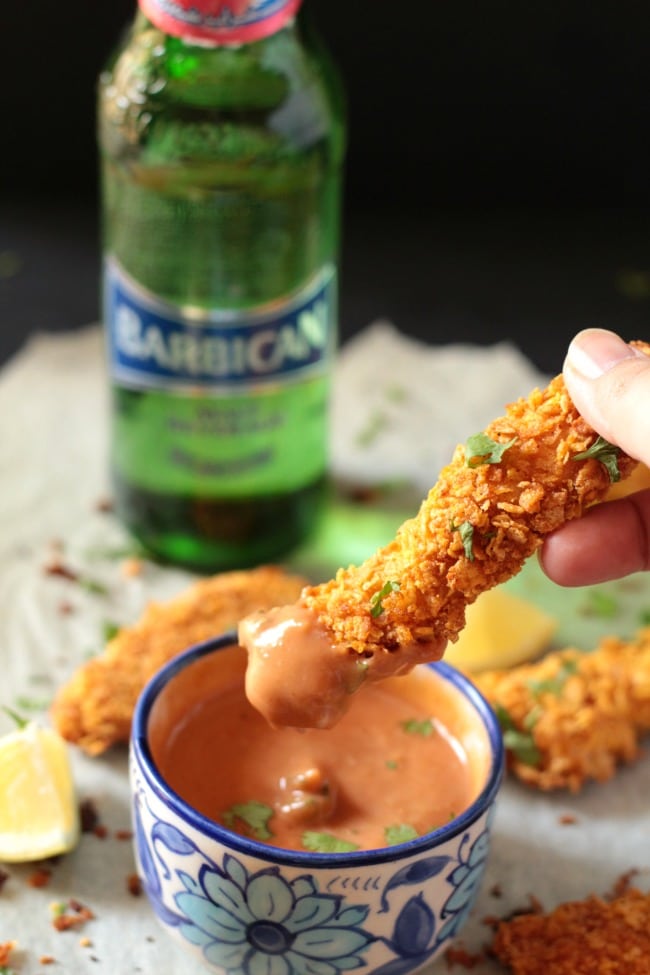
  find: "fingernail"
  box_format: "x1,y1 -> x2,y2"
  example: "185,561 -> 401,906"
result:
566,328 -> 640,379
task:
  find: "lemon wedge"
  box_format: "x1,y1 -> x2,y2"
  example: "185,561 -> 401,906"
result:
0,721 -> 80,862
445,586 -> 557,674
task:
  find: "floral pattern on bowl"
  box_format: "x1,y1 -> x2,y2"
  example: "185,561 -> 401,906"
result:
130,634 -> 504,975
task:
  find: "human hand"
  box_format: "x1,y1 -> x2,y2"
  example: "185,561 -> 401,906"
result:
540,328 -> 650,586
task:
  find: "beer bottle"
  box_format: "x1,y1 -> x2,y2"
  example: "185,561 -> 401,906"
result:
98,0 -> 346,570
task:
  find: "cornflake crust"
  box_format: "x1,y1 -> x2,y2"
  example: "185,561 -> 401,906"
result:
474,627 -> 650,792
490,887 -> 650,975
51,566 -> 307,755
300,348 -> 649,664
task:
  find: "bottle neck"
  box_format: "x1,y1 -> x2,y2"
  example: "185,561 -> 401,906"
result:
138,0 -> 303,45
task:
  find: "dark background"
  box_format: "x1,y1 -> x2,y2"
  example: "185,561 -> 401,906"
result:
2,0 -> 650,372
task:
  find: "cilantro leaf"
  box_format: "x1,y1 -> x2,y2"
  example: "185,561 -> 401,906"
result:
493,704 -> 541,767
385,824 -> 419,846
581,589 -> 619,619
573,435 -> 621,482
370,580 -> 400,618
465,433 -> 517,467
222,801 -> 274,841
302,832 -> 359,853
450,520 -> 475,561
527,658 -> 579,698
401,718 -> 435,737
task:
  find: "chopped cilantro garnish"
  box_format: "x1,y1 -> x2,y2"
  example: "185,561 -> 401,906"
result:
494,704 -> 541,767
79,576 -> 109,596
401,718 -> 435,737
222,801 -> 274,841
385,759 -> 398,770
2,706 -> 28,730
14,695 -> 50,713
370,580 -> 401,618
581,589 -> 619,619
573,435 -> 621,482
465,433 -> 517,467
302,832 -> 359,853
356,410 -> 389,448
102,620 -> 121,642
450,520 -> 475,561
639,609 -> 650,626
385,824 -> 419,846
527,658 -> 578,698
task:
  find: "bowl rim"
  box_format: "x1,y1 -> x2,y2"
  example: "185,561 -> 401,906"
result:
132,631 -> 505,867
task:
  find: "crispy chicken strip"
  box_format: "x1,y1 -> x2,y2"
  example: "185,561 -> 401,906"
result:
240,346 -> 650,728
52,566 -> 307,755
490,887 -> 650,975
473,628 -> 650,791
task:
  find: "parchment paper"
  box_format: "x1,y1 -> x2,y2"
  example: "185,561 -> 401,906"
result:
1,325 -> 648,973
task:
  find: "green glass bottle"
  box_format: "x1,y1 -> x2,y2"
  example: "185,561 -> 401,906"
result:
98,0 -> 346,571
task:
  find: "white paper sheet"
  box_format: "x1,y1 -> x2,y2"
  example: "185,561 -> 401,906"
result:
1,326 -> 648,974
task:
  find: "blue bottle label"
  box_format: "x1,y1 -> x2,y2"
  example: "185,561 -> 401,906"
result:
105,257 -> 336,395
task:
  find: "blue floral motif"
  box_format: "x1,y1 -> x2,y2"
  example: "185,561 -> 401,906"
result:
134,780 -> 494,975
175,858 -> 374,975
373,818 -> 494,974
134,791 -> 374,975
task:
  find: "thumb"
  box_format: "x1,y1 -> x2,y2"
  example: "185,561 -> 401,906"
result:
564,328 -> 650,466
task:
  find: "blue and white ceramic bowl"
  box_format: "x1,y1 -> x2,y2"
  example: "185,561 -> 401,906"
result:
130,632 -> 504,975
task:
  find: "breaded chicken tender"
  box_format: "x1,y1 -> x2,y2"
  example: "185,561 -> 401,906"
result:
490,887 -> 650,975
241,346 -> 650,728
52,566 -> 306,755
473,628 -> 650,791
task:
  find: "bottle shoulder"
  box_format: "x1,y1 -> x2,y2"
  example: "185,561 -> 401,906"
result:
99,14 -> 345,162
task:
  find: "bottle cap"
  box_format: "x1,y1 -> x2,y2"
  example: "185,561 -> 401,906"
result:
139,0 -> 303,44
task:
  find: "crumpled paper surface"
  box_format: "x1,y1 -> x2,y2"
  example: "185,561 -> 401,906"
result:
1,324 -> 648,974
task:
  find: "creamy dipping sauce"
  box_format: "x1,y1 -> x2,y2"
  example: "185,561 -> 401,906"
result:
239,605 -> 444,730
149,643 -> 490,853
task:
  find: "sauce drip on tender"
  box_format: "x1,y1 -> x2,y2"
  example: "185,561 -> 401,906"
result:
238,604 -> 444,729
155,666 -> 475,853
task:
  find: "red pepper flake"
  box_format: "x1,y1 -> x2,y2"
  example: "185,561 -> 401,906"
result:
558,813 -> 578,825
44,560 -> 78,582
444,944 -> 486,968
79,799 -> 100,834
0,941 -> 17,966
28,867 -> 52,888
58,601 -> 76,616
607,867 -> 640,900
0,868 -> 9,893
39,955 -> 56,965
126,873 -> 142,897
51,899 -> 95,932
92,824 -> 108,840
114,829 -> 133,841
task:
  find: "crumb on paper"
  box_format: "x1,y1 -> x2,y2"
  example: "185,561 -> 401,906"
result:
444,944 -> 486,968
127,873 -> 142,897
50,899 -> 94,932
28,868 -> 52,888
120,557 -> 143,578
79,798 -> 101,834
0,942 -> 17,967
558,813 -> 578,825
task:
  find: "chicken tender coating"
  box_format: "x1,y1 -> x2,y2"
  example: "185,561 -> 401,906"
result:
51,566 -> 307,755
491,888 -> 650,975
301,364 -> 644,661
474,628 -> 650,791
